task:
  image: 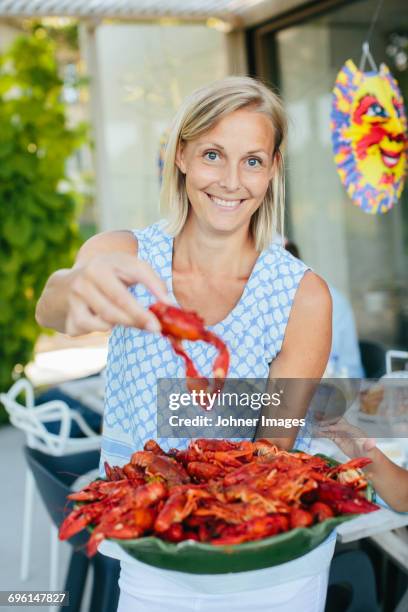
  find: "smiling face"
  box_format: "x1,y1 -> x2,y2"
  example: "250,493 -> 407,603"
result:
175,107 -> 276,235
331,60 -> 407,214
349,70 -> 406,186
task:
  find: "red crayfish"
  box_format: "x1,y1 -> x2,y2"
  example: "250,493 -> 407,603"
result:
149,302 -> 230,402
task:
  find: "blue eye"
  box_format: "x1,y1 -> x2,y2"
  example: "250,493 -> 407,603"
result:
366,103 -> 387,118
247,157 -> 261,167
204,151 -> 219,161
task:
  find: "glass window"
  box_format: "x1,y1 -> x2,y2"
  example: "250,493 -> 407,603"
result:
257,0 -> 408,347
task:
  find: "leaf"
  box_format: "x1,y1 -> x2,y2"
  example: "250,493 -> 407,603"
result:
1,253 -> 21,273
35,191 -> 64,210
3,216 -> 31,247
25,238 -> 45,262
0,141 -> 14,158
0,301 -> 13,324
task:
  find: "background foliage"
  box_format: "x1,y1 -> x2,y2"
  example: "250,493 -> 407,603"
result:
0,29 -> 87,418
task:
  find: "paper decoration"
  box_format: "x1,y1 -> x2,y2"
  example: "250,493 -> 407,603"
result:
331,59 -> 407,214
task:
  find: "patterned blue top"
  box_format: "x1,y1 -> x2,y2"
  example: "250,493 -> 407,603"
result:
100,221 -> 311,470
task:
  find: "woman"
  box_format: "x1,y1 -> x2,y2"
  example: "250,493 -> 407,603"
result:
36,76 -> 333,611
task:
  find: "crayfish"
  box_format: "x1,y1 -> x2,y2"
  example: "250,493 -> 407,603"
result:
149,302 -> 230,403
59,438 -> 379,555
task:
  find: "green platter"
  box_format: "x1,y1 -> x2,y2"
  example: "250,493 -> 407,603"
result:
111,514 -> 353,574
107,454 -> 376,574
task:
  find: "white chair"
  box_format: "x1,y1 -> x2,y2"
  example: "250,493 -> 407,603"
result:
0,378 -> 102,592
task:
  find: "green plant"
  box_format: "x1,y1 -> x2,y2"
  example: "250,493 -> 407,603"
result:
0,30 -> 87,413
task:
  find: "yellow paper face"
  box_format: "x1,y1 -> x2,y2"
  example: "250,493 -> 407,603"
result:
331,60 -> 407,214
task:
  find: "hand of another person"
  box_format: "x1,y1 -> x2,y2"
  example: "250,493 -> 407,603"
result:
65,252 -> 171,336
320,417 -> 376,458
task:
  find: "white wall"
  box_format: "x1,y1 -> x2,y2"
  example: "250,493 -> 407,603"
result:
83,23 -> 232,232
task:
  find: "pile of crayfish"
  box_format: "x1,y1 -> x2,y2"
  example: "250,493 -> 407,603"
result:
59,439 -> 378,556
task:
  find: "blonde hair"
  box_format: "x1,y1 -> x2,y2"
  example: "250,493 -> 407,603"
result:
160,76 -> 287,251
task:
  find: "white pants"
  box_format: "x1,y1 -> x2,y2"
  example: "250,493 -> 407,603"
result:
113,534 -> 336,612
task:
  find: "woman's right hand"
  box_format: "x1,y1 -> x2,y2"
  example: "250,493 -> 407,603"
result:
65,252 -> 170,336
